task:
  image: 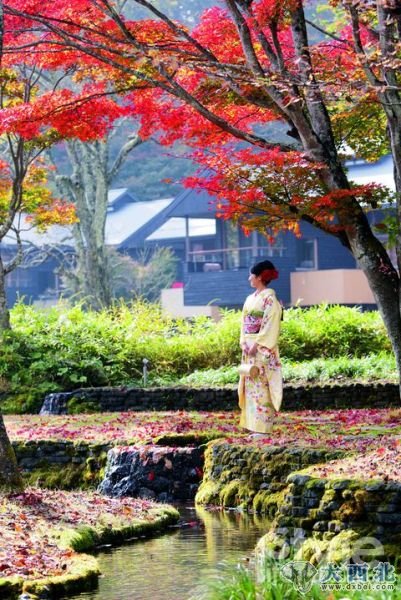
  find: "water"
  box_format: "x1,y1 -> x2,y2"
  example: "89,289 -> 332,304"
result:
67,504 -> 271,600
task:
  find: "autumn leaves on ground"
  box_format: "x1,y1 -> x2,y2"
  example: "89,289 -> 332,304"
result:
2,407 -> 401,593
6,408 -> 401,461
0,490 -> 174,579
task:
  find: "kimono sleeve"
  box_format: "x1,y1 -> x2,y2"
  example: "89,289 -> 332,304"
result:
254,292 -> 281,349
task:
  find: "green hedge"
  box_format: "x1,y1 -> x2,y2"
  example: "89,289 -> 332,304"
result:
0,301 -> 392,413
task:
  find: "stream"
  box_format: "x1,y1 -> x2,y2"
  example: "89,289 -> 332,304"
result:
67,504 -> 271,600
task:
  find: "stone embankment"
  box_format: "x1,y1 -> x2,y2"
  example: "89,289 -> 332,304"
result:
257,470 -> 401,565
40,382 -> 399,415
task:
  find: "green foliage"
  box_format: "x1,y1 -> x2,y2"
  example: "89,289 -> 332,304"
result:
0,301 -> 393,413
166,352 -> 397,387
281,304 -> 391,360
283,352 -> 397,383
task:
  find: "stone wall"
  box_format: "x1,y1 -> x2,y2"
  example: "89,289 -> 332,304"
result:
258,472 -> 401,564
12,440 -> 205,501
12,440 -> 111,489
195,441 -> 345,516
40,382 -> 399,415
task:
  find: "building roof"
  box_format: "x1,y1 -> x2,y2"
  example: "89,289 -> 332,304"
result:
347,154 -> 395,190
106,198 -> 173,245
158,186 -> 217,218
2,193 -> 174,248
1,155 -> 396,250
107,187 -> 130,206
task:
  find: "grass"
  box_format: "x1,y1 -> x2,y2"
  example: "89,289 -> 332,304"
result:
151,353 -> 397,388
191,558 -> 401,599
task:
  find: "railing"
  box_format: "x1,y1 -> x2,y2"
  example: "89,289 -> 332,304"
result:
187,245 -> 285,272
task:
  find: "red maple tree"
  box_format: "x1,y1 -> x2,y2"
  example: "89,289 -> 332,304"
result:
3,2 -> 401,388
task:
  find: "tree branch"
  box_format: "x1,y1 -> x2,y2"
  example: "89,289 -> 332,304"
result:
4,227 -> 24,275
107,132 -> 143,183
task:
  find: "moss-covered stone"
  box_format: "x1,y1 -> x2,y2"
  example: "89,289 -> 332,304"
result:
12,441 -> 110,490
252,488 -> 287,518
259,465 -> 401,570
193,479 -> 221,505
0,577 -> 23,599
68,397 -> 101,414
196,440 -> 345,513
153,432 -> 224,447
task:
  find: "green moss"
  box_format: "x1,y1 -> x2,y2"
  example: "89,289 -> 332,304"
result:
255,530 -> 294,562
154,432 -> 224,446
295,536 -> 329,565
333,490 -> 367,521
23,462 -> 103,490
67,397 -> 101,414
220,480 -> 242,507
320,489 -> 337,503
22,554 -> 100,597
56,505 -> 180,552
0,576 -> 23,599
252,488 -> 287,518
195,479 -> 221,505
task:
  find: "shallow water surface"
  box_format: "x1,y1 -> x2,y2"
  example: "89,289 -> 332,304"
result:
67,504 -> 271,600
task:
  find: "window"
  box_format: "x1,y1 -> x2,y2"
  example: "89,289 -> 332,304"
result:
296,239 -> 318,269
258,233 -> 286,257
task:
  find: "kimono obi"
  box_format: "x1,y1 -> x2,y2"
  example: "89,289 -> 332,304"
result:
243,313 -> 263,334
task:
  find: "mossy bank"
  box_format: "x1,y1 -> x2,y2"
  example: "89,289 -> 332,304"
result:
0,491 -> 179,600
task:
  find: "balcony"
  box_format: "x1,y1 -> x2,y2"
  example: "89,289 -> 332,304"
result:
186,244 -> 286,273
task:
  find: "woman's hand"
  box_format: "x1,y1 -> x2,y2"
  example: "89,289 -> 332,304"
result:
247,343 -> 258,356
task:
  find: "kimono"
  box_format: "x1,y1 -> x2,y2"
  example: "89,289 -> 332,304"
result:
238,287 -> 282,433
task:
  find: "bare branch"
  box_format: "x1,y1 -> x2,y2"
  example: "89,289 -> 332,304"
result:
107,132 -> 143,183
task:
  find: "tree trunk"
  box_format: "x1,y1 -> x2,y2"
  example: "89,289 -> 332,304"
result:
0,415 -> 23,491
52,132 -> 142,309
77,238 -> 112,310
288,1 -> 401,393
0,254 -> 10,331
346,216 -> 401,390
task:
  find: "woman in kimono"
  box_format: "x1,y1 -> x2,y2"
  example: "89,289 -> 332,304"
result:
238,259 -> 283,434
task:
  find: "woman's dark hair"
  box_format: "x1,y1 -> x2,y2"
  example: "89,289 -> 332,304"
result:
250,259 -> 279,284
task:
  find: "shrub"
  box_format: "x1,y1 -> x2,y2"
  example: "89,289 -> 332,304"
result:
0,301 -> 393,413
280,304 -> 391,360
